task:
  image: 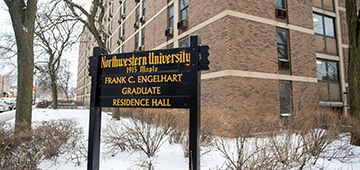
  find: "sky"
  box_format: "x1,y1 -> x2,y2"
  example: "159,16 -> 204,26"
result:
0,0 -> 83,88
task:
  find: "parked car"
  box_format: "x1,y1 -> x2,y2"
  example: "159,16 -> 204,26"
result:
0,98 -> 16,110
0,100 -> 10,112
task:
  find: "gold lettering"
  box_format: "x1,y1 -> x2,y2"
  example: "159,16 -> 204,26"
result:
101,56 -> 112,68
151,98 -> 171,106
185,52 -> 191,66
128,76 -> 135,83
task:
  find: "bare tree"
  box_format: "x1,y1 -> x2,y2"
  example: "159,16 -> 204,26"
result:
63,0 -> 120,118
58,60 -> 74,101
34,1 -> 80,109
3,0 -> 38,130
63,0 -> 108,50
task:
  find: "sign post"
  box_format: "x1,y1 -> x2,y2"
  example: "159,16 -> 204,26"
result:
188,35 -> 201,170
87,46 -> 104,170
87,34 -> 209,170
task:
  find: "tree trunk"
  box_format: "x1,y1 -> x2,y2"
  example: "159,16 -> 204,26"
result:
346,0 -> 360,146
4,0 -> 38,131
51,74 -> 58,109
112,108 -> 120,120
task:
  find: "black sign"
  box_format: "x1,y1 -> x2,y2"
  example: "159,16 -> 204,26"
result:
87,34 -> 209,170
93,47 -> 193,108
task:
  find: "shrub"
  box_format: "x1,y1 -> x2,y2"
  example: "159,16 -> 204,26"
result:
0,119 -> 84,169
103,112 -> 174,170
214,108 -> 360,170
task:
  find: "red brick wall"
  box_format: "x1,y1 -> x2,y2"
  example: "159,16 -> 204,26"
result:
288,0 -> 313,29
289,30 -> 317,78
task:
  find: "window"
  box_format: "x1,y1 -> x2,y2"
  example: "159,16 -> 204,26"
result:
108,20 -> 112,35
168,5 -> 174,28
120,2 -> 124,18
167,44 -> 173,48
122,45 -> 125,53
109,2 -> 114,17
122,22 -> 125,37
275,0 -> 285,9
108,37 -> 112,52
179,0 -> 188,21
141,29 -> 145,46
136,7 -> 140,22
313,13 -> 337,55
316,59 -> 341,101
276,28 -> 288,60
312,0 -> 334,11
119,27 -> 122,38
135,33 -> 139,50
277,28 -> 290,74
279,82 -> 292,114
179,37 -> 189,47
123,1 -> 126,15
142,0 -> 146,16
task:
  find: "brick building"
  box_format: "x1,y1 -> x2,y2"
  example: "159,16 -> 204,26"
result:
76,0 -> 351,116
0,75 -> 11,98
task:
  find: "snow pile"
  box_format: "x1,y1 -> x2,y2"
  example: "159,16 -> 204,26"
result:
4,109 -> 360,170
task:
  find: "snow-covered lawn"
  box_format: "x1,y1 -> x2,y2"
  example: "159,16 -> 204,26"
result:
4,108 -> 360,170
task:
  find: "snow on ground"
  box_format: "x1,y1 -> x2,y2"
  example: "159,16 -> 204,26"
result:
3,108 -> 360,170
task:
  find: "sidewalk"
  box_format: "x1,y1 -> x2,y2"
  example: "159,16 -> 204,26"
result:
0,105 -> 37,122
0,109 -> 15,122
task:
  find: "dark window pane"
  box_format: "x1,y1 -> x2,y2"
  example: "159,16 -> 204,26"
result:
180,0 -> 188,10
276,29 -> 288,59
123,1 -> 126,14
180,38 -> 189,47
142,0 -> 146,16
169,6 -> 174,17
180,9 -> 188,20
275,0 -> 284,9
313,14 -> 324,35
122,22 -> 125,36
135,33 -> 139,49
277,45 -> 287,59
276,30 -> 287,44
179,0 -> 188,20
136,7 -> 140,22
169,18 -> 174,28
142,29 -> 145,46
327,61 -> 338,81
316,60 -> 327,81
279,83 -> 291,114
168,6 -> 174,27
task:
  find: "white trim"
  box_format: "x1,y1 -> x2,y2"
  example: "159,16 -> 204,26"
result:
201,70 -> 317,83
316,53 -> 340,61
312,7 -> 336,17
155,9 -> 315,49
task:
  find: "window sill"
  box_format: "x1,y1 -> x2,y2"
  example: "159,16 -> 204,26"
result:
317,101 -> 344,107
280,113 -> 291,117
